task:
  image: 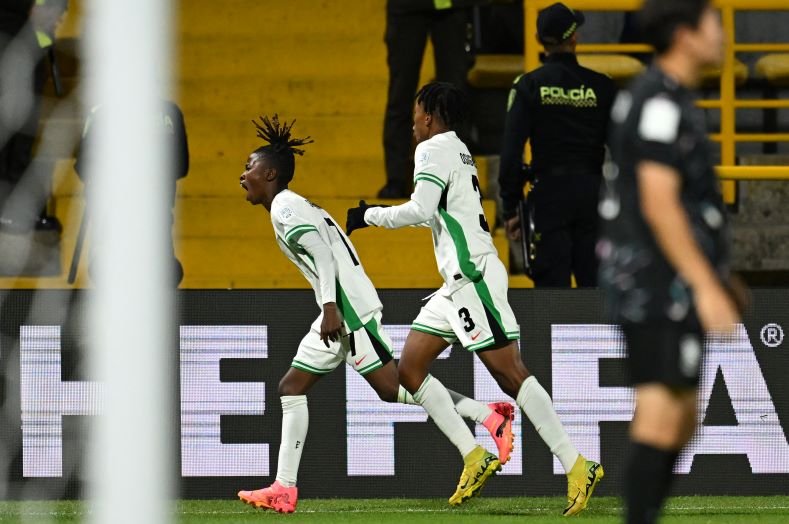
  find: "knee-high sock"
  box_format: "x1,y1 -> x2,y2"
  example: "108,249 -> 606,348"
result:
275,395 -> 308,487
398,385 -> 493,424
625,442 -> 678,524
516,376 -> 579,472
412,375 -> 478,458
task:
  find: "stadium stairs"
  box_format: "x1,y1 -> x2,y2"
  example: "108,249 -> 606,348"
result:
2,0 -> 520,290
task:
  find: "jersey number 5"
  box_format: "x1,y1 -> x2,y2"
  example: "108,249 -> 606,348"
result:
471,175 -> 490,233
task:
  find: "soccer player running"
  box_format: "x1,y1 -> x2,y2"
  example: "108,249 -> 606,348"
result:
346,83 -> 602,514
598,2 -> 742,522
235,115 -> 514,513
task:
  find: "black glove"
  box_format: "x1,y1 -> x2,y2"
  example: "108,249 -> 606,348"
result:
346,200 -> 388,236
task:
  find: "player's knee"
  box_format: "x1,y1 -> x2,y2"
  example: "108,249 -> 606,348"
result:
278,376 -> 300,397
375,385 -> 399,403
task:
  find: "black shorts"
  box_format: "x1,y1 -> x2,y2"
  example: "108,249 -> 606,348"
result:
621,317 -> 704,389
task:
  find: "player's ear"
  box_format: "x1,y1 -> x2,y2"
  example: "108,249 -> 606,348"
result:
424,112 -> 432,128
264,167 -> 278,182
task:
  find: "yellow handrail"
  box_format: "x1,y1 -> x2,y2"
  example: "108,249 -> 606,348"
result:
523,0 -> 789,195
717,166 -> 789,180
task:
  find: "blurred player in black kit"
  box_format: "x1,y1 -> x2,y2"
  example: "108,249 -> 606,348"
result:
598,1 -> 745,522
499,2 -> 616,287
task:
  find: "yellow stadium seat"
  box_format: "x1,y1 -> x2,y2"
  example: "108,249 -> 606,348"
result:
577,54 -> 645,86
755,54 -> 789,87
468,53 -> 645,90
699,59 -> 749,88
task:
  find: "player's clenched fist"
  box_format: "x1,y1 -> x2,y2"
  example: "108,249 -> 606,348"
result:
346,200 -> 389,236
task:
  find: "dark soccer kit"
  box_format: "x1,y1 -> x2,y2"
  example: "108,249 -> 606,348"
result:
500,53 -> 616,286
599,66 -> 731,387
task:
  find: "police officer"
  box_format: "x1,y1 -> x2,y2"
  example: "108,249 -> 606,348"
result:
74,101 -> 189,286
498,2 -> 616,287
598,1 -> 744,522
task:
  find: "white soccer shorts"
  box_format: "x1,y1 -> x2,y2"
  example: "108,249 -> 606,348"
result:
412,257 -> 520,351
291,311 -> 394,376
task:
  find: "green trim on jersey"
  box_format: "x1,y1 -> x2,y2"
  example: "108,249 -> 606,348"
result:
284,224 -> 318,245
291,360 -> 333,375
412,322 -> 456,340
414,172 -> 447,191
438,209 -> 483,282
365,317 -> 393,356
336,280 -> 363,331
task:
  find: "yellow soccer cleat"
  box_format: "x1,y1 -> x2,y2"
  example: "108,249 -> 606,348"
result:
563,455 -> 604,517
448,446 -> 501,506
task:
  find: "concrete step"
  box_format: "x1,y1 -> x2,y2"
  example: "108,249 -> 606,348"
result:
184,115 -> 384,162
177,0 -> 384,39
177,76 -> 388,118
52,152 -> 493,202
177,35 -> 387,80
170,197 -> 499,238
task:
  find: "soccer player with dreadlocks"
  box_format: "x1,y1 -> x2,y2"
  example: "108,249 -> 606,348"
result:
347,82 -> 604,514
236,115 -> 515,513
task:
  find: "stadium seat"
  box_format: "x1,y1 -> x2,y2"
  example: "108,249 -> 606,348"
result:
468,54 -> 644,89
755,53 -> 789,87
699,58 -> 750,87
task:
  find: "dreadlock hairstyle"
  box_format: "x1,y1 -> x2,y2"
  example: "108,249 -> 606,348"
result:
415,82 -> 466,130
252,114 -> 314,186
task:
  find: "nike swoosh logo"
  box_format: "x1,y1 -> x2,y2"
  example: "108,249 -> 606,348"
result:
471,332 -> 482,341
354,355 -> 367,366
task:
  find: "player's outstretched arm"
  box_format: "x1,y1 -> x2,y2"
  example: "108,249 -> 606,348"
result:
349,179 -> 442,235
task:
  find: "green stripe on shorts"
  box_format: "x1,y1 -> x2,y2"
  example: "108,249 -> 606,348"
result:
291,360 -> 332,375
357,360 -> 383,376
467,336 -> 495,351
412,323 -> 455,339
365,317 -> 393,356
473,279 -> 508,336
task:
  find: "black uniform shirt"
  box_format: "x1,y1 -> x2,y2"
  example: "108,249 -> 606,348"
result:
598,66 -> 731,325
499,52 -> 616,219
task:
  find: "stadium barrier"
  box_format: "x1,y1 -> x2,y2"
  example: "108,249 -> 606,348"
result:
0,289 -> 787,499
523,0 -> 789,202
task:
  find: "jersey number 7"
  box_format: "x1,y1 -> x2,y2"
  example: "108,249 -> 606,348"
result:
324,217 -> 360,266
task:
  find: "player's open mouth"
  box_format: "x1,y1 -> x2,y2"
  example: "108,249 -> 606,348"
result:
240,182 -> 247,190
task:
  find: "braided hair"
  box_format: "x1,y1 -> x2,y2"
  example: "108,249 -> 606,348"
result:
415,82 -> 466,130
252,114 -> 313,185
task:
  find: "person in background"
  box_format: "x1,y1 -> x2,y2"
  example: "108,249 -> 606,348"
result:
498,2 -> 616,287
0,0 -> 66,234
379,0 -> 476,199
74,100 -> 189,286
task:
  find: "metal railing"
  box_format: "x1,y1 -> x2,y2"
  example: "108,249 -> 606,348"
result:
524,0 -> 789,194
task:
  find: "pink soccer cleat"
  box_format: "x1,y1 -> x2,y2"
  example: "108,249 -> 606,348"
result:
238,481 -> 298,513
482,402 -> 515,464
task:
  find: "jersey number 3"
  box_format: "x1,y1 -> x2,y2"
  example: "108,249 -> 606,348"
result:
458,307 -> 476,333
471,175 -> 490,233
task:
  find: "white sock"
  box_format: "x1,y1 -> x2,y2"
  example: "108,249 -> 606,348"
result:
516,376 -> 579,473
397,385 -> 416,404
412,375 -> 478,458
398,386 -> 493,425
447,389 -> 493,424
275,395 -> 308,487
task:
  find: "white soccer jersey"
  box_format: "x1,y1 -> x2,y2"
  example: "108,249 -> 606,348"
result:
270,190 -> 382,330
366,131 -> 498,293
